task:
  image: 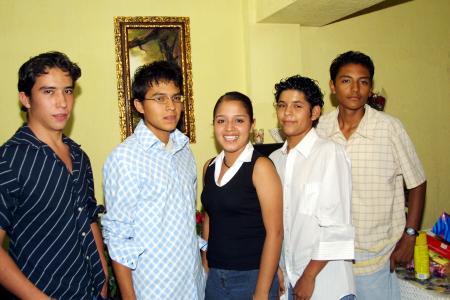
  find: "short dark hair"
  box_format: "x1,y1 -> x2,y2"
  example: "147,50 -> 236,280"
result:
132,60 -> 183,101
213,91 -> 254,121
330,51 -> 374,83
18,51 -> 81,97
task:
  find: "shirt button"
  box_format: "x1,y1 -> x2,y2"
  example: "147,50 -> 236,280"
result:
86,256 -> 90,260
81,232 -> 86,236
78,207 -> 82,212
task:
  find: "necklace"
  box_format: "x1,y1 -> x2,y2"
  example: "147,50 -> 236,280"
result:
223,158 -> 232,168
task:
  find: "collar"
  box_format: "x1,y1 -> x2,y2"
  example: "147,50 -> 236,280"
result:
326,104 -> 375,139
134,119 -> 188,153
210,142 -> 254,166
281,128 -> 318,158
5,124 -> 79,150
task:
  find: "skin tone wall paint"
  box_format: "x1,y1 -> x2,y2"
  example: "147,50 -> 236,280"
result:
298,0 -> 450,227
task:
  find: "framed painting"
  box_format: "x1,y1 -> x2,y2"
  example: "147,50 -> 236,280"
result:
114,16 -> 196,142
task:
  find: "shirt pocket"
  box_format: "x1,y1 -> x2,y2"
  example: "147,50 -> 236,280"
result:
295,182 -> 321,216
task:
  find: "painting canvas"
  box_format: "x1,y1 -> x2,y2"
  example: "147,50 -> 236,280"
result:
114,16 -> 195,142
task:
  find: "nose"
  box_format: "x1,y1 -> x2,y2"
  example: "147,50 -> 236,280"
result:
284,103 -> 294,115
55,90 -> 68,108
165,98 -> 176,111
351,81 -> 359,92
225,120 -> 234,131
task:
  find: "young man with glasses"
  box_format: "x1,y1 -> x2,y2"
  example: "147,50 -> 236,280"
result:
102,61 -> 205,299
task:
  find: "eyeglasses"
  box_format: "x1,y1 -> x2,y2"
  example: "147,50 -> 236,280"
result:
143,94 -> 185,105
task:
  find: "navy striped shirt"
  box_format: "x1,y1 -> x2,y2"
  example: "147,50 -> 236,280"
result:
0,125 -> 105,299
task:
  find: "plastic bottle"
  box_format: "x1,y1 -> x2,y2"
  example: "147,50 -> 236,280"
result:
414,231 -> 430,280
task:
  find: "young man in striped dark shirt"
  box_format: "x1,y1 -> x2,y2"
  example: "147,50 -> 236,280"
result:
0,52 -> 108,299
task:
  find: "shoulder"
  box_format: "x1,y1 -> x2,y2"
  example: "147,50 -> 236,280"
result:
317,109 -> 337,126
367,108 -> 409,138
254,155 -> 276,174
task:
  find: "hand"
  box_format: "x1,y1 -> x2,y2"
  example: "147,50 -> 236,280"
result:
293,274 -> 315,300
390,233 -> 416,272
100,278 -> 109,298
277,267 -> 286,297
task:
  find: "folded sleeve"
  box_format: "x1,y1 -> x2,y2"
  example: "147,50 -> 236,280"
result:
101,152 -> 145,269
311,143 -> 355,261
390,118 -> 426,188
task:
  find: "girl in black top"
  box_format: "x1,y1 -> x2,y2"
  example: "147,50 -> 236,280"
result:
201,92 -> 283,300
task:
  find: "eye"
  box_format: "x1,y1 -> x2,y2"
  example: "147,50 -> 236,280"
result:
154,95 -> 165,103
276,103 -> 286,109
43,89 -> 54,94
215,118 -> 225,124
65,88 -> 74,95
341,78 -> 350,84
360,80 -> 370,86
235,118 -> 245,124
172,95 -> 184,103
294,104 -> 303,109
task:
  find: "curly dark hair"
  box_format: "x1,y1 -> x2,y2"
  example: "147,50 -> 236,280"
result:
330,51 -> 374,83
132,60 -> 183,101
18,51 -> 81,97
274,75 -> 324,127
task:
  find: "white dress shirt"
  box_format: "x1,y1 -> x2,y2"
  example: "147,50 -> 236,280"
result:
270,128 -> 355,300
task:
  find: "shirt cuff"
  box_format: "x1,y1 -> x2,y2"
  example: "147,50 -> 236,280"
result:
105,239 -> 145,270
312,224 -> 355,260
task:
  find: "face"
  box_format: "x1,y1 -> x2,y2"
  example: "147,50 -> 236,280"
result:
276,89 -> 320,147
214,100 -> 254,155
19,67 -> 74,135
330,63 -> 372,111
134,81 -> 182,143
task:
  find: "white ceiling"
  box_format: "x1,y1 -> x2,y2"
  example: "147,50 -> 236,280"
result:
258,0 -> 387,26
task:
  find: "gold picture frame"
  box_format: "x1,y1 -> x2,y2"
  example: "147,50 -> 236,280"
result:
114,16 -> 196,142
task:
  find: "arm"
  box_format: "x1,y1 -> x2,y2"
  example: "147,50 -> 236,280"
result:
0,229 -> 49,300
390,181 -> 427,271
253,157 -> 283,300
293,260 -> 327,300
91,222 -> 109,298
201,213 -> 210,272
111,260 -> 137,300
102,154 -> 145,300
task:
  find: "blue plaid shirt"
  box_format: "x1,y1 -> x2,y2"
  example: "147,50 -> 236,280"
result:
0,125 -> 105,299
102,120 -> 205,299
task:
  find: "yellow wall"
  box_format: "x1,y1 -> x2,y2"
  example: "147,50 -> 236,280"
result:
0,0 -> 448,228
0,0 -> 249,207
299,0 -> 450,227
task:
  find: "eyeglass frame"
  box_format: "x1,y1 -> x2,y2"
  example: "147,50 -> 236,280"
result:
142,94 -> 185,105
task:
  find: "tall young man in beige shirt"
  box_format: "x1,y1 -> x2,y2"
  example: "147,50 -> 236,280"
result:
316,51 -> 426,300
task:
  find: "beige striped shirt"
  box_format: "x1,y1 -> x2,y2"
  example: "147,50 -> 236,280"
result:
316,104 -> 426,275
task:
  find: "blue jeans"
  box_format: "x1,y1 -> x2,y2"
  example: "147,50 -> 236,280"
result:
354,261 -> 400,300
287,284 -> 355,300
205,268 -> 279,300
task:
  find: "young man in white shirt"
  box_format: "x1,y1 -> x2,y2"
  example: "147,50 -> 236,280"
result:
270,75 -> 355,300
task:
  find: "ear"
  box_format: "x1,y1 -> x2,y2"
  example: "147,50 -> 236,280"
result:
134,99 -> 144,114
19,92 -> 31,110
250,118 -> 256,132
329,79 -> 336,94
311,105 -> 321,121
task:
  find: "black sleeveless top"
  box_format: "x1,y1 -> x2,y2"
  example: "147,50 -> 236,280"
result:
201,150 -> 265,270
